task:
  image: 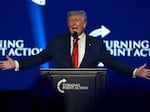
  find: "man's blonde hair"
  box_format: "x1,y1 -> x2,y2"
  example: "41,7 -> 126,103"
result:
67,10 -> 87,22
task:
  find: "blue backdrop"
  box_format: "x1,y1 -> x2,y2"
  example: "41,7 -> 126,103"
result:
0,0 -> 150,90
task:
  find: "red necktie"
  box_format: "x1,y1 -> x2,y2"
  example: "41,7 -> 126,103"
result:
72,37 -> 79,68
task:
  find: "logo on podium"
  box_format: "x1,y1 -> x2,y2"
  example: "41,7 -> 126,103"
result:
57,78 -> 88,94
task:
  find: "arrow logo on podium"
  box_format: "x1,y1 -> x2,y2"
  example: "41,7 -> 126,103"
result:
57,78 -> 67,93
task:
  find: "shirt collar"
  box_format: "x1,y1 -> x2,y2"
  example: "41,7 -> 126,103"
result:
71,32 -> 86,39
78,32 -> 86,39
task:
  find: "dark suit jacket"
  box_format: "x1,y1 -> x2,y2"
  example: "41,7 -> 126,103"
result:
18,33 -> 135,77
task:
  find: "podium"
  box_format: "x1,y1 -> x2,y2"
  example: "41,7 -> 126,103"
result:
40,68 -> 107,112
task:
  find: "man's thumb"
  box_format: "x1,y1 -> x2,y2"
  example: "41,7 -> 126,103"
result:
6,55 -> 11,60
140,63 -> 147,69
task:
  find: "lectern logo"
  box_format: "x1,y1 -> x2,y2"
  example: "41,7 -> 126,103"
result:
57,78 -> 66,93
57,78 -> 88,94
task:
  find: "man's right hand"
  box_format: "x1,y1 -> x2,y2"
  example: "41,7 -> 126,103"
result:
0,55 -> 16,70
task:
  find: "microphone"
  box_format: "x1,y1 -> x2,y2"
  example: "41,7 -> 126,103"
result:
72,31 -> 78,39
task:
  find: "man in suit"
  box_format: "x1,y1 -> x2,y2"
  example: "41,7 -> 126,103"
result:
0,10 -> 150,79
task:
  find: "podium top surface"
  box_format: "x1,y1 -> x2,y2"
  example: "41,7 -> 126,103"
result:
40,68 -> 107,76
40,68 -> 107,71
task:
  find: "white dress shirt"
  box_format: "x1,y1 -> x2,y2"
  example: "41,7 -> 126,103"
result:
71,32 -> 86,67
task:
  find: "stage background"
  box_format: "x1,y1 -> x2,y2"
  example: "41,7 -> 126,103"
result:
1,0 -> 150,90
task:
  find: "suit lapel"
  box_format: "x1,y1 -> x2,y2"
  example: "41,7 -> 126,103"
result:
80,36 -> 92,67
65,34 -> 74,67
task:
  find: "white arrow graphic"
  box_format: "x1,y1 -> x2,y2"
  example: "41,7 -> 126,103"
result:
89,25 -> 111,38
32,0 -> 46,6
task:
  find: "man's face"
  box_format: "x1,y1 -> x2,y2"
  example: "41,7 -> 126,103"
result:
68,15 -> 87,36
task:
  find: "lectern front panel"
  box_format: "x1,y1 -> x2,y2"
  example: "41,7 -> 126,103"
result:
40,68 -> 107,112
